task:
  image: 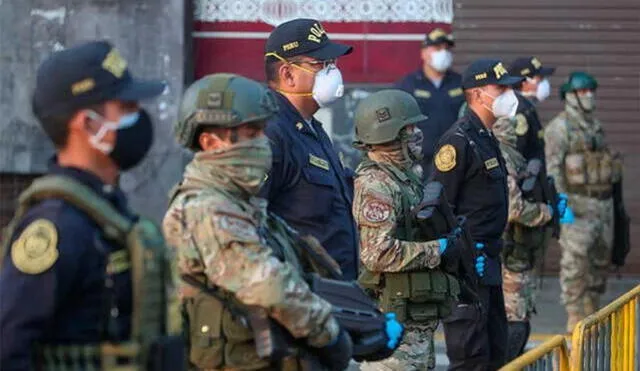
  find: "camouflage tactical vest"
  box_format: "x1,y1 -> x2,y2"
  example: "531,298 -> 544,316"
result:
562,110 -> 620,198
357,159 -> 459,322
500,146 -> 550,273
0,175 -> 181,370
173,186 -> 305,371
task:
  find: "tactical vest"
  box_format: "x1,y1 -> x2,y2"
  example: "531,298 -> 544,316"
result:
562,111 -> 620,199
174,186 -> 305,371
0,175 -> 181,371
499,146 -> 550,273
356,160 -> 459,322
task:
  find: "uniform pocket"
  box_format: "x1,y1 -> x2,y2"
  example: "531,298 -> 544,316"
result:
186,293 -> 224,369
299,166 -> 336,223
565,153 -> 586,185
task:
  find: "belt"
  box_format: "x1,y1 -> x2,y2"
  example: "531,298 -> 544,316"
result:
567,185 -> 612,200
38,342 -> 140,371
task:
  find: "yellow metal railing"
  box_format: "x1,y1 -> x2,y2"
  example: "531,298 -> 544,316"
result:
571,284 -> 640,371
499,335 -> 570,371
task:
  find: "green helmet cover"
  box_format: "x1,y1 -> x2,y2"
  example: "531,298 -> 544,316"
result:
354,89 -> 427,145
560,71 -> 598,100
175,73 -> 279,150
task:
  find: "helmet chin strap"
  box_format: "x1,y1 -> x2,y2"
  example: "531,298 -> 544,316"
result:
276,88 -> 313,97
570,91 -> 593,113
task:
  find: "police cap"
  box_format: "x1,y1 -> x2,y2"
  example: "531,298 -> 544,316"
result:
462,59 -> 524,89
423,28 -> 455,47
265,18 -> 353,61
509,56 -> 555,79
32,40 -> 166,118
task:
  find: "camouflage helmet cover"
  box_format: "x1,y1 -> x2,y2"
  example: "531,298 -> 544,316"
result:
175,73 -> 279,150
354,89 -> 428,145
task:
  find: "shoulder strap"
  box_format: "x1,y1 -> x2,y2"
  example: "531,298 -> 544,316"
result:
19,175 -> 133,241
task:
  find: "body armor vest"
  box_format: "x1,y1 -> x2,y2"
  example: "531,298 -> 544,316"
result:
175,187 -> 305,371
0,175 -> 181,370
357,160 -> 459,322
562,111 -> 618,198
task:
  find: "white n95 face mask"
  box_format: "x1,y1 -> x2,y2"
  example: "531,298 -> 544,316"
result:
312,65 -> 344,107
482,89 -> 519,118
430,50 -> 453,72
535,78 -> 551,102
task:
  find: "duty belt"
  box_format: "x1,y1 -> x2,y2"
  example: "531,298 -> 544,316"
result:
567,184 -> 612,200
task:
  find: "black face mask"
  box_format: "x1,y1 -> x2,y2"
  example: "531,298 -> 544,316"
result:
110,109 -> 154,171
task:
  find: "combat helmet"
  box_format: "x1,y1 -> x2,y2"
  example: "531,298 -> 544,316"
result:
354,89 -> 427,145
560,71 -> 598,100
175,73 -> 279,150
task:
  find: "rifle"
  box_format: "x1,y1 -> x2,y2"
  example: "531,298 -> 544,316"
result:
611,178 -> 631,270
520,158 -> 560,238
412,181 -> 479,302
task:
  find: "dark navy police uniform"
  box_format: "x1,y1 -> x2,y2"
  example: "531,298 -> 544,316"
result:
261,92 -> 359,280
515,93 -> 546,166
395,69 -> 464,173
430,59 -> 523,371
0,164 -> 134,370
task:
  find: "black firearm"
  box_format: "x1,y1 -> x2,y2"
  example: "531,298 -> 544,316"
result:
520,158 -> 561,238
411,181 -> 479,302
611,178 -> 631,269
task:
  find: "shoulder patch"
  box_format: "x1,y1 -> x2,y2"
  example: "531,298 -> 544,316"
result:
515,114 -> 529,136
362,199 -> 392,223
11,219 -> 59,275
435,144 -> 457,172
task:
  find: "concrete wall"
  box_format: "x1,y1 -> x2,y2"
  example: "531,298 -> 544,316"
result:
0,0 -> 190,222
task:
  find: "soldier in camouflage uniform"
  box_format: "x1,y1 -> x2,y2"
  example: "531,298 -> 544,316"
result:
163,73 -> 353,370
492,117 -> 553,360
544,72 -> 622,332
353,90 -> 462,371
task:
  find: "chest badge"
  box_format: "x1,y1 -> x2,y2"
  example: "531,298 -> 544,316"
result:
11,219 -> 59,275
515,114 -> 529,136
485,157 -> 499,170
309,154 -> 330,171
413,89 -> 431,99
448,88 -> 463,97
435,144 -> 457,172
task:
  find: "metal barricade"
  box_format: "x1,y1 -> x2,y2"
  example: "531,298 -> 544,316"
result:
499,335 -> 570,371
571,284 -> 640,371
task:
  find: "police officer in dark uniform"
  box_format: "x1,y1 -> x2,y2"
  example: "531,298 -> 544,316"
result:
508,56 -> 556,165
0,41 -> 173,370
395,28 -> 464,174
430,59 -> 524,371
260,18 -> 359,280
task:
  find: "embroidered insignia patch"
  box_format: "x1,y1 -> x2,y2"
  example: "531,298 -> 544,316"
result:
309,154 -> 330,170
515,114 -> 529,136
435,144 -> 457,172
11,219 -> 59,275
376,107 -> 391,122
362,200 -> 392,223
413,89 -> 431,99
485,157 -> 499,170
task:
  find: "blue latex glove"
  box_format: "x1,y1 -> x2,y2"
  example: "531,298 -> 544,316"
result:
438,238 -> 448,254
475,243 -> 486,277
560,206 -> 575,224
557,193 -> 569,217
385,313 -> 403,349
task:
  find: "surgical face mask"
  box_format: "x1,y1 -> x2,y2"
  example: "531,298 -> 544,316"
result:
312,64 -> 344,107
567,91 -> 595,112
482,89 -> 519,118
430,49 -> 453,72
535,78 -> 551,102
87,109 -> 153,170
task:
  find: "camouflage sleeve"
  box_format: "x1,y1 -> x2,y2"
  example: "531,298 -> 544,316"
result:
163,197 -> 338,348
544,116 -> 569,194
353,172 -> 441,273
505,157 -> 552,227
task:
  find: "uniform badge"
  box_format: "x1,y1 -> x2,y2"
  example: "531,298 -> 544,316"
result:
448,88 -> 463,97
376,108 -> 391,122
296,122 -> 304,131
435,144 -> 457,172
413,89 -> 431,99
309,154 -> 330,171
362,200 -> 392,223
11,219 -> 59,275
515,114 -> 529,136
485,157 -> 499,170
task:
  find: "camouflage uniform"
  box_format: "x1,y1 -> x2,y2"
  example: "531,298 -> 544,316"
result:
353,90 -> 449,371
493,117 -> 552,323
163,73 -> 345,370
545,72 -> 621,331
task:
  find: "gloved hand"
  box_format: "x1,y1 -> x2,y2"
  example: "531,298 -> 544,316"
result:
560,206 -> 575,225
384,313 -> 403,350
437,229 -> 462,270
557,193 -> 569,217
315,329 -> 353,371
475,243 -> 486,277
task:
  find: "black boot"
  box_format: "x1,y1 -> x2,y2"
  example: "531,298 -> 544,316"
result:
505,321 -> 531,362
